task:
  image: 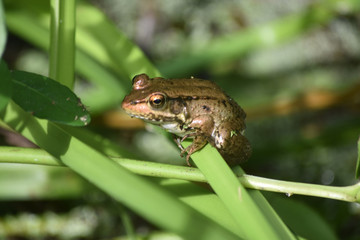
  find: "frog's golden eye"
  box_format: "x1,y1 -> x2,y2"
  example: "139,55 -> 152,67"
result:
149,93 -> 166,109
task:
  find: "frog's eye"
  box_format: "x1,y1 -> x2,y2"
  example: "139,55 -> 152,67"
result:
149,93 -> 166,109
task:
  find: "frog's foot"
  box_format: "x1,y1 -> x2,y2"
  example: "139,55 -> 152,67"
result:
179,147 -> 192,166
186,154 -> 192,166
178,133 -> 196,143
173,133 -> 197,152
172,135 -> 185,151
178,144 -> 193,166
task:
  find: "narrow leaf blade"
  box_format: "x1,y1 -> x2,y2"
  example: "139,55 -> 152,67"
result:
356,136 -> 360,179
0,0 -> 6,58
11,71 -> 90,126
0,60 -> 12,111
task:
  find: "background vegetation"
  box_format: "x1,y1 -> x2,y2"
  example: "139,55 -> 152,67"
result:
0,0 -> 360,239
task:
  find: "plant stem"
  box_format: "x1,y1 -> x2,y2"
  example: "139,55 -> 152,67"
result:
240,174 -> 360,203
1,146 -> 358,203
49,0 -> 76,88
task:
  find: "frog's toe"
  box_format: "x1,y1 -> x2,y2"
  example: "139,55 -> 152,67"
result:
185,154 -> 192,166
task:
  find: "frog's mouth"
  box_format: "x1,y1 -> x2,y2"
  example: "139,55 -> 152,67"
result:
128,113 -> 189,136
128,113 -> 163,125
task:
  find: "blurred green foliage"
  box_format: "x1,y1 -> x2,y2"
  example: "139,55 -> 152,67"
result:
1,0 -> 360,239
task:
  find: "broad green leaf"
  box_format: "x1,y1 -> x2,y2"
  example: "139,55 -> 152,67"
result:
356,136 -> 360,179
0,60 -> 12,111
11,71 -> 90,126
0,0 -> 6,58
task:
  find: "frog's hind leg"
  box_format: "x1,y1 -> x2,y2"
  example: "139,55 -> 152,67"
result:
212,121 -> 252,166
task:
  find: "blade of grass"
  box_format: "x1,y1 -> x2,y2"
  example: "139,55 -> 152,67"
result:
114,203 -> 136,240
159,178 -> 245,237
189,144 -> 296,240
60,125 -> 135,158
0,102 -> 241,240
49,0 -> 76,88
356,136 -> 360,179
0,0 -> 6,58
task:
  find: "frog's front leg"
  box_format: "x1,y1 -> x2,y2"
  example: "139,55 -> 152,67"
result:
172,135 -> 185,151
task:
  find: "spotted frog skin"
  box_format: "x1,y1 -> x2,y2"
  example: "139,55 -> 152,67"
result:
121,74 -> 251,166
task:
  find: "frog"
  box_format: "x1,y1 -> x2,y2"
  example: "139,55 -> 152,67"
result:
121,73 -> 251,166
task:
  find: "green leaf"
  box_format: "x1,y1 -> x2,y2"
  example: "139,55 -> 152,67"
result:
356,136 -> 360,179
0,60 -> 12,111
0,0 -> 7,58
11,70 -> 91,126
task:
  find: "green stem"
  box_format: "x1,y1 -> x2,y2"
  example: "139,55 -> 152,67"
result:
241,174 -> 360,203
49,0 -> 76,88
2,146 -> 357,203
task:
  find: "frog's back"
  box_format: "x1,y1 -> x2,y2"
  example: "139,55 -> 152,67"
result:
149,78 -> 228,100
160,78 -> 247,121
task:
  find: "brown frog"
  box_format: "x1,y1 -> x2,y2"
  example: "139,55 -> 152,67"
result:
121,74 -> 251,166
